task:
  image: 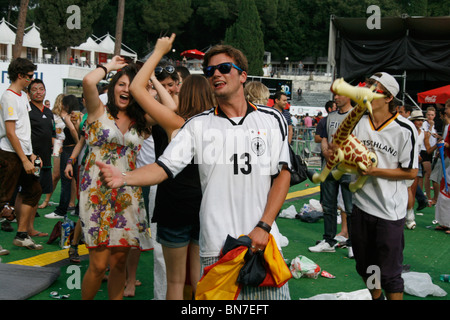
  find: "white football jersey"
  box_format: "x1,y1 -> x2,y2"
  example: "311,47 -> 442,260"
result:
0,89 -> 33,155
352,113 -> 419,221
157,102 -> 291,257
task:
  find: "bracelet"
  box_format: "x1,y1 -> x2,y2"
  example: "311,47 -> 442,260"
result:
97,65 -> 108,80
121,172 -> 127,187
256,221 -> 271,233
67,157 -> 76,165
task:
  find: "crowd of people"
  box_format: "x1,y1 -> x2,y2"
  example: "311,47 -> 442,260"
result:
0,34 -> 449,301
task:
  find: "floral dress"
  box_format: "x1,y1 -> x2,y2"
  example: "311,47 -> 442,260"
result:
79,108 -> 152,250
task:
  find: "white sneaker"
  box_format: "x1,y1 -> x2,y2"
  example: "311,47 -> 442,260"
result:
405,221 -> 416,230
334,235 -> 348,243
308,240 -> 336,253
0,245 -> 9,256
13,236 -> 43,250
45,212 -> 65,219
348,247 -> 354,259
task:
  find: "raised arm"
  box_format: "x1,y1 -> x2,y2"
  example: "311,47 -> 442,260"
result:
82,56 -> 128,121
130,34 -> 184,140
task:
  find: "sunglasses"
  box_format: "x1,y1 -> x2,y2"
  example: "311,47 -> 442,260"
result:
374,89 -> 387,95
24,73 -> 34,80
155,65 -> 175,75
203,62 -> 243,78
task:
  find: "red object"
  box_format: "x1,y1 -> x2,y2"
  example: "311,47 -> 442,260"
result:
321,270 -> 336,279
98,52 -> 108,64
417,85 -> 450,104
180,49 -> 205,60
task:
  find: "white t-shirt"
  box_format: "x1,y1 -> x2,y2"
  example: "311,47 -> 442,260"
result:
352,113 -> 418,221
421,121 -> 437,150
136,135 -> 155,168
0,89 -> 33,155
157,102 -> 291,257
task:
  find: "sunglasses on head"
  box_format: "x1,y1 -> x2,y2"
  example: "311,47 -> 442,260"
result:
155,65 -> 175,75
203,62 -> 243,78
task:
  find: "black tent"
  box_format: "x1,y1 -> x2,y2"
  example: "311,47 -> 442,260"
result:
328,15 -> 450,105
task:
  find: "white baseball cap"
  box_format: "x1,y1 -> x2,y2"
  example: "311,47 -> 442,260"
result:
370,72 -> 400,97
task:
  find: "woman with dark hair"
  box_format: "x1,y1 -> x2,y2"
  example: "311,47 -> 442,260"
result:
130,34 -> 214,300
80,57 -> 152,300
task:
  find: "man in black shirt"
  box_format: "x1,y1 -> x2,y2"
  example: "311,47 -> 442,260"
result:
27,79 -> 55,236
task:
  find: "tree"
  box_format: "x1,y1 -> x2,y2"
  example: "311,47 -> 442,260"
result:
224,0 -> 265,76
140,0 -> 193,36
36,0 -> 108,63
114,0 -> 125,56
13,0 -> 29,59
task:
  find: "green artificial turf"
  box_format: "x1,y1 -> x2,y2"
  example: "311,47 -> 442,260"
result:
1,179 -> 449,301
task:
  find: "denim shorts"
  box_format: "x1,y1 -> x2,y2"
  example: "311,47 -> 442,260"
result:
156,223 -> 200,248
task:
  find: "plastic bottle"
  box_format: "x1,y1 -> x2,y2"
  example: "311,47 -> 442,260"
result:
440,274 -> 450,282
34,156 -> 41,178
60,216 -> 72,249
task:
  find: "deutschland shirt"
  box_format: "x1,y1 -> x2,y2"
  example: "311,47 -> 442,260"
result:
157,102 -> 291,258
352,113 -> 419,221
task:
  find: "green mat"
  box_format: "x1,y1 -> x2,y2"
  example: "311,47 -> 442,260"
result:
0,179 -> 449,301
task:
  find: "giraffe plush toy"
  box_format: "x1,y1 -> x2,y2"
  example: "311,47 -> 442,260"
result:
312,78 -> 384,192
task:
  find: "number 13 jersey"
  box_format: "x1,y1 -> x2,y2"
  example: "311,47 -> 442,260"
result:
157,102 -> 291,258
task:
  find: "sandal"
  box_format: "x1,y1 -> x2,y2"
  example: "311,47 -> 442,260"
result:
435,226 -> 449,231
31,231 -> 49,237
68,246 -> 81,264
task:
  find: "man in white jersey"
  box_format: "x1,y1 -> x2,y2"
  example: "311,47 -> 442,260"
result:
351,72 -> 419,300
97,35 -> 292,300
0,58 -> 43,250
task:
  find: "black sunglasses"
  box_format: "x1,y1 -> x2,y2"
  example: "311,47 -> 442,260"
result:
155,65 -> 175,75
203,62 -> 243,78
23,73 -> 34,80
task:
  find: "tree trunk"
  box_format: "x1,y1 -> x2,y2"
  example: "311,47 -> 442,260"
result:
13,0 -> 30,59
114,0 -> 125,56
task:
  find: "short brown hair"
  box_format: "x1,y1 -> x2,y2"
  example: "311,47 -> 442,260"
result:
202,45 -> 248,74
8,58 -> 36,82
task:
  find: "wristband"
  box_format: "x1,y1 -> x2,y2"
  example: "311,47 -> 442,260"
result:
256,221 -> 271,233
122,172 -> 127,187
97,65 -> 108,80
67,157 -> 76,165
